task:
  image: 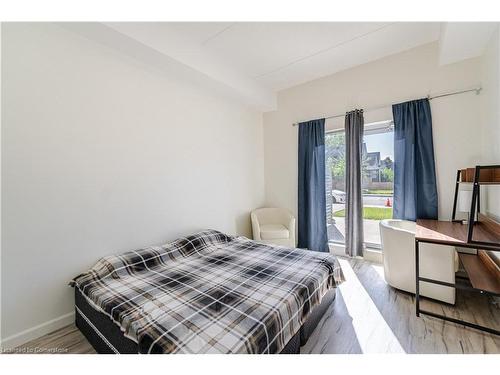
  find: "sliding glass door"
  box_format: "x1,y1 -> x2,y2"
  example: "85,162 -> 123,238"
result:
361,122 -> 394,248
325,131 -> 346,243
325,121 -> 394,248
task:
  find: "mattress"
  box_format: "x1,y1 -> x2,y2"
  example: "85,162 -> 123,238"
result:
71,230 -> 344,354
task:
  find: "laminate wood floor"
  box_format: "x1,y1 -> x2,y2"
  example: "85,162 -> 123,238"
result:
14,258 -> 500,354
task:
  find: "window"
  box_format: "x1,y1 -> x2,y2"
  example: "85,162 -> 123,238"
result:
325,131 -> 346,243
361,121 -> 394,248
325,120 -> 394,248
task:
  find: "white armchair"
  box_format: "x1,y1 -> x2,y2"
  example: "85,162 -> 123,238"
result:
380,219 -> 459,304
251,208 -> 296,248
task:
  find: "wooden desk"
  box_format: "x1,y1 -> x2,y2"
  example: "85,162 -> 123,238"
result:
416,219 -> 500,250
415,219 -> 500,336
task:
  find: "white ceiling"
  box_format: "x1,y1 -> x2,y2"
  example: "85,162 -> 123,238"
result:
105,22 -> 442,91
204,22 -> 440,88
439,22 -> 498,65
63,22 -> 498,111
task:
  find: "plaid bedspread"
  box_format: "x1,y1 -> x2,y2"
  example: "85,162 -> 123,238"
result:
71,230 -> 344,354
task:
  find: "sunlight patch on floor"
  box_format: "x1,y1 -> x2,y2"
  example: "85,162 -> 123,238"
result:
338,258 -> 405,353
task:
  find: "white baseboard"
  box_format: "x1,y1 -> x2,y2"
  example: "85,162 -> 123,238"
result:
328,242 -> 346,256
329,242 -> 383,264
363,248 -> 383,263
0,311 -> 75,349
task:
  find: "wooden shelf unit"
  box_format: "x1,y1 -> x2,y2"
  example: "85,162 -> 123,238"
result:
415,220 -> 500,335
415,165 -> 500,335
416,218 -> 500,251
451,165 -> 500,245
458,251 -> 500,295
459,167 -> 500,183
416,220 -> 500,296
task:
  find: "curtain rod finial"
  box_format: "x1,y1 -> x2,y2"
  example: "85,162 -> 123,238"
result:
475,87 -> 482,95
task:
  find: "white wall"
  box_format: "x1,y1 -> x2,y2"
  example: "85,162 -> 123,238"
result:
1,23 -> 265,345
480,26 -> 500,214
479,26 -> 500,263
263,42 -> 484,224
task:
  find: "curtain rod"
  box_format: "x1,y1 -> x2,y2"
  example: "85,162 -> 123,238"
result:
292,86 -> 482,127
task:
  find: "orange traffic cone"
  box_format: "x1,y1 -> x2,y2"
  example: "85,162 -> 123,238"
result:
385,198 -> 392,207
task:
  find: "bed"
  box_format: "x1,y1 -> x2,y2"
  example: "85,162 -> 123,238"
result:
71,230 -> 344,354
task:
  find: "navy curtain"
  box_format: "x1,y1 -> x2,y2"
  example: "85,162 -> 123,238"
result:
392,98 -> 438,221
298,119 -> 329,252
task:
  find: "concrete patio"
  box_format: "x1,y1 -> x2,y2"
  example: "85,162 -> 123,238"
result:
328,194 -> 392,246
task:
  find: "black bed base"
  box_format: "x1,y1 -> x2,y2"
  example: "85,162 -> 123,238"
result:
75,288 -> 336,354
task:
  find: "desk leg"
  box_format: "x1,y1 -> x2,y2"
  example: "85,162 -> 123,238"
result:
415,239 -> 420,317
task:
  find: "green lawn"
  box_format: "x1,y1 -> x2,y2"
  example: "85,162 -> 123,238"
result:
333,206 -> 393,220
363,189 -> 394,195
